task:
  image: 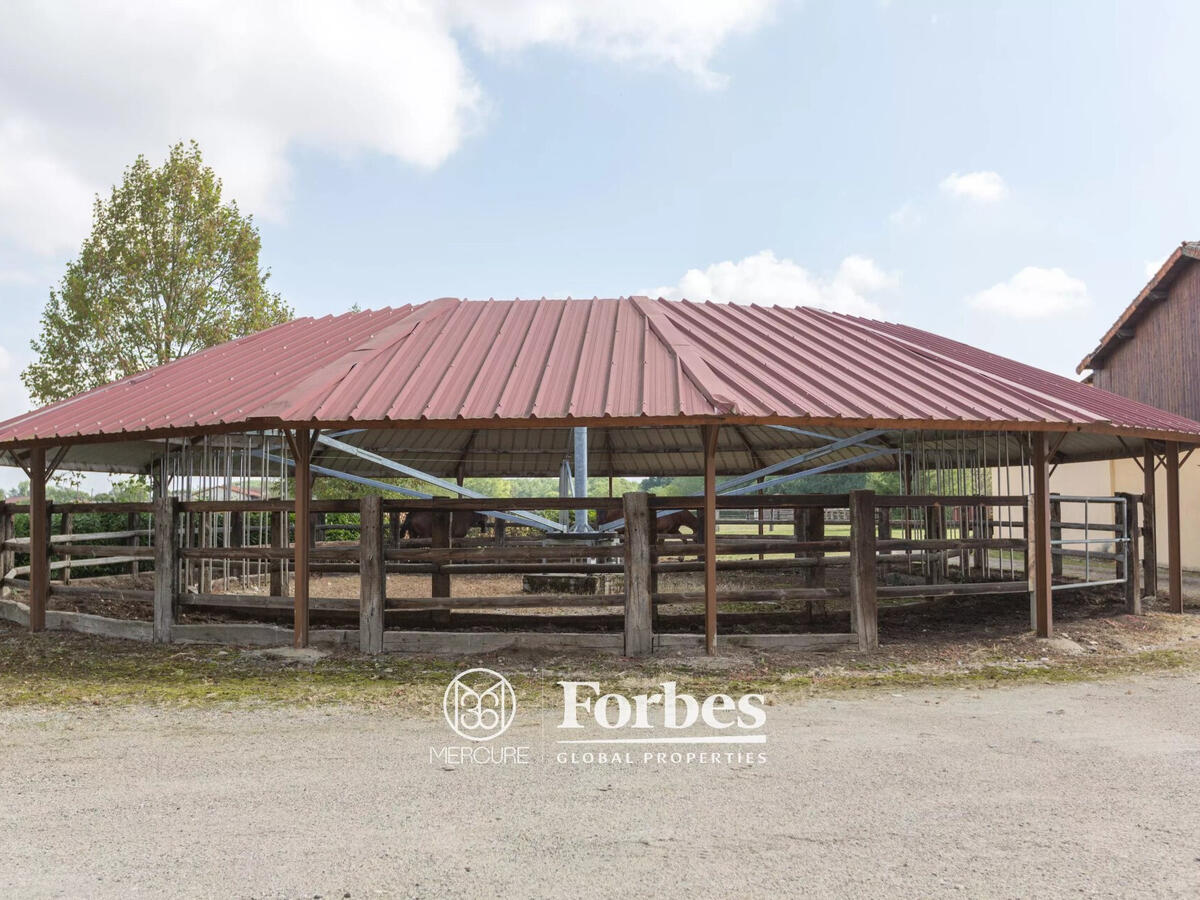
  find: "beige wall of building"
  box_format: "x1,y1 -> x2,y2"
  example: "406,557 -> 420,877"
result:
999,457 -> 1200,570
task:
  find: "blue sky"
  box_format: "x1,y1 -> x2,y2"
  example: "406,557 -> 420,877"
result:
0,1 -> 1197,495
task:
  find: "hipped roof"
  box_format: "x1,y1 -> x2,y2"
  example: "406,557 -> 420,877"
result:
0,297 -> 1197,478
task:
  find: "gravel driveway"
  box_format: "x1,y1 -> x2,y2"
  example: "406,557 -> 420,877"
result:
1,673 -> 1198,899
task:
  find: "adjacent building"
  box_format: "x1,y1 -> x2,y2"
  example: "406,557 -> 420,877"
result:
1070,241 -> 1200,567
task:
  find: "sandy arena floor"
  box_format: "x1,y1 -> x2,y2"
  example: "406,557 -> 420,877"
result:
1,672 -> 1198,899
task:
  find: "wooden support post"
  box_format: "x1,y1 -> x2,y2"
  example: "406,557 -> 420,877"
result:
1142,447 -> 1158,597
622,492 -> 653,656
182,509 -> 194,593
647,509 -> 660,632
0,501 -> 12,597
60,512 -> 73,585
153,493 -> 179,643
1165,442 -> 1182,614
28,447 -> 48,632
799,506 -> 826,588
969,505 -> 985,578
1116,492 -> 1141,615
701,425 -> 719,655
431,508 -> 452,626
1031,433 -> 1053,637
292,429 -> 313,648
1049,495 -> 1063,579
269,511 -> 285,597
925,505 -> 945,584
848,489 -> 878,651
127,511 -> 140,579
388,510 -> 401,549
359,495 -> 385,654
199,510 -> 212,594
226,508 -> 243,583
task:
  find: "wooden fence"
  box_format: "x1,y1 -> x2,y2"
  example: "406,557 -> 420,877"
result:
0,490 -> 1069,655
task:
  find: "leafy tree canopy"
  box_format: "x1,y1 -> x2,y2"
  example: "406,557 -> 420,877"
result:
22,141 -> 292,404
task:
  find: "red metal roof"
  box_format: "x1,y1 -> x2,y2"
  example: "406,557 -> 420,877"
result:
1,296 -> 1199,445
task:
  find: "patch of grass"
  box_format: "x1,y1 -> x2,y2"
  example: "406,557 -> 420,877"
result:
2,623 -> 1198,711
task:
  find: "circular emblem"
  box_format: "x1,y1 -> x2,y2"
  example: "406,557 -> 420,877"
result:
443,667 -> 517,742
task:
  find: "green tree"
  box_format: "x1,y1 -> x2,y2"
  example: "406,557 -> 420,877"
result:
22,141 -> 292,404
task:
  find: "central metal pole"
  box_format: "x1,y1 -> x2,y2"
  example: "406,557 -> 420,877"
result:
558,458 -> 572,530
573,427 -> 588,532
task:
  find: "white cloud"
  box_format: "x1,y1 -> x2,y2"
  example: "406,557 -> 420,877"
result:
0,1 -> 775,254
968,266 -> 1090,318
888,202 -> 924,228
652,250 -> 898,316
1144,256 -> 1169,280
450,0 -> 775,89
940,170 -> 1008,203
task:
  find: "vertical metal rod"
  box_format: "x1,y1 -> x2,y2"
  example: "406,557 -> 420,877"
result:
558,458 -> 572,530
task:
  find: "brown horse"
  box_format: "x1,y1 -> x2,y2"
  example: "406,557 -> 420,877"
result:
598,507 -> 703,540
399,510 -> 488,540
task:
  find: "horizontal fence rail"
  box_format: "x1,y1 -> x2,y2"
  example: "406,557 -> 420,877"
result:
0,488 -> 1150,655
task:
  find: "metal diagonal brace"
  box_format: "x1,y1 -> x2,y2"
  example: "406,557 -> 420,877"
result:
314,434 -> 565,532
597,444 -> 899,531
702,429 -> 888,494
252,450 -> 561,531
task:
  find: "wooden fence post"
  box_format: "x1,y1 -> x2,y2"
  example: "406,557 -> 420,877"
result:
62,511 -> 73,585
1030,434 -> 1054,638
1165,441 -> 1182,614
127,511 -> 140,579
1142,448 -> 1158,597
359,495 -> 385,654
388,510 -> 401,549
1049,495 -> 1063,579
153,493 -> 179,643
925,504 -> 945,584
623,492 -> 653,656
28,447 -> 48,632
0,501 -> 12,597
291,429 -> 313,649
269,511 -> 285,598
969,504 -> 986,578
701,425 -> 719,655
848,489 -> 878,651
431,508 -> 451,626
801,506 -> 826,587
1116,492 -> 1141,614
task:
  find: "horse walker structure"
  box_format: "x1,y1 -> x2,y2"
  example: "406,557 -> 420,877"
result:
0,298 -> 1197,655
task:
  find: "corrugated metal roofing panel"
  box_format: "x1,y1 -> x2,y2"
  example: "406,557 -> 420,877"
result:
1,297 -> 1199,451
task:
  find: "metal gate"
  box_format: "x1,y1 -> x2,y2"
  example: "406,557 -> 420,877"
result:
1049,495 -> 1130,592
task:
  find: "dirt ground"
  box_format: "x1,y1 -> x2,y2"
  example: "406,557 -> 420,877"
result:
1,672 -> 1198,899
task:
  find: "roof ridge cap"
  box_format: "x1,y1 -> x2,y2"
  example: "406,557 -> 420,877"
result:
631,297 -> 738,414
